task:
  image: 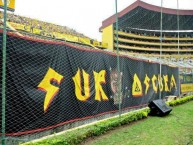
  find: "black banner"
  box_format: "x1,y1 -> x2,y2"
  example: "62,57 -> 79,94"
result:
0,33 -> 179,135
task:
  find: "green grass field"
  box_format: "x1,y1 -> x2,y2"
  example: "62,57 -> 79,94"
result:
82,101 -> 193,145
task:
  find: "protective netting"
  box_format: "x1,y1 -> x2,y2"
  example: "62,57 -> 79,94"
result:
0,1 -> 193,144
0,29 -> 180,139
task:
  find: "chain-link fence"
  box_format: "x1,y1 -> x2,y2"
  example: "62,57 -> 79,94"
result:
0,28 -> 183,145
1,3 -> 193,145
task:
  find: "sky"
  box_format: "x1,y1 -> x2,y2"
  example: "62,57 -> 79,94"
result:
14,0 -> 193,41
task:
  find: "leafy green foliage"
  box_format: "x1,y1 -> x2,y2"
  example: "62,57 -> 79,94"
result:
22,96 -> 193,145
88,100 -> 193,145
168,95 -> 193,107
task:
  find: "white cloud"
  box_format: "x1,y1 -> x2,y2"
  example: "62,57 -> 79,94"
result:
14,0 -> 193,41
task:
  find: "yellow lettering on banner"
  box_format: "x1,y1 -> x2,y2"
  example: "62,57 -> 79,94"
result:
158,75 -> 163,92
152,75 -> 158,93
132,74 -> 143,97
144,74 -> 150,95
163,75 -> 169,92
73,68 -> 90,101
170,75 -> 177,91
38,68 -> 64,112
94,70 -> 108,101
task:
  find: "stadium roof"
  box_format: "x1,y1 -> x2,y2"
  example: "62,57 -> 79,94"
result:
100,0 -> 193,32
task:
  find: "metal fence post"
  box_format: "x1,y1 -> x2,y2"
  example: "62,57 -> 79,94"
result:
2,0 -> 8,144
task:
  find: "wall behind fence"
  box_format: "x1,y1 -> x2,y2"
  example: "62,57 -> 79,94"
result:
0,32 -> 179,136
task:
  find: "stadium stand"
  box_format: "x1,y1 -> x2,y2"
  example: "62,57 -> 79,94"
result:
0,2 -> 192,145
0,11 -> 108,49
0,1 -> 192,68
100,0 -> 193,67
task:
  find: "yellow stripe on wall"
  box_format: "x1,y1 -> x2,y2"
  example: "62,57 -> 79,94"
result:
181,84 -> 193,93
